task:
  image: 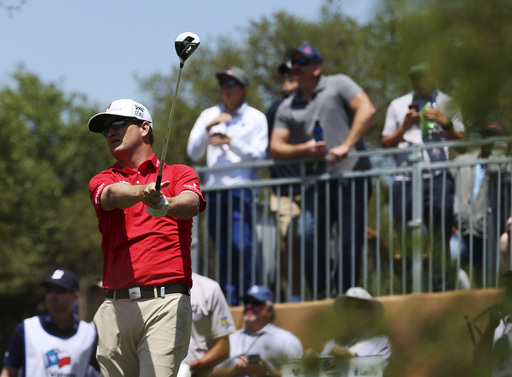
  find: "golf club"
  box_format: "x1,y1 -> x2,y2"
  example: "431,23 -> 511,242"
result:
155,32 -> 200,190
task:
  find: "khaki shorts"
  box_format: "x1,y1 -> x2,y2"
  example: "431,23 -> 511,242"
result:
94,293 -> 192,377
270,194 -> 301,238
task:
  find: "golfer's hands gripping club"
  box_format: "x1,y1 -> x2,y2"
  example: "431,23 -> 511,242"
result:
147,196 -> 169,218
143,181 -> 170,218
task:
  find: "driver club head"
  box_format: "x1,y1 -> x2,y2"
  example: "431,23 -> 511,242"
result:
175,32 -> 200,66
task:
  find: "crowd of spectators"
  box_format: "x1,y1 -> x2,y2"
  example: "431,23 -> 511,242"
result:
189,42 -> 512,302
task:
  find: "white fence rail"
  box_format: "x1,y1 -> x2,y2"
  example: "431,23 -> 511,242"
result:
190,138 -> 512,305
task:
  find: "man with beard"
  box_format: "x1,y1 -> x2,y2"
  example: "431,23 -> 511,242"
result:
210,285 -> 303,377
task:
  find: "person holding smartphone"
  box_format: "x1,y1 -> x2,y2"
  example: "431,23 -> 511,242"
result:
210,286 -> 303,377
381,63 -> 466,291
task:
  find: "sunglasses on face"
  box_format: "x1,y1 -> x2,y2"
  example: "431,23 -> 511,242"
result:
290,58 -> 313,67
219,79 -> 240,88
243,298 -> 265,306
45,285 -> 71,294
102,119 -> 139,137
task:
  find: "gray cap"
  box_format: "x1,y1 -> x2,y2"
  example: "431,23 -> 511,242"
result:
215,67 -> 249,87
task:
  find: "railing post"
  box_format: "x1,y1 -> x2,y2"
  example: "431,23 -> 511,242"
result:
409,146 -> 424,293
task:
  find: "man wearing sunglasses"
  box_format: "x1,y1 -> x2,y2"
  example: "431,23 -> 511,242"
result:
87,99 -> 206,377
270,43 -> 376,299
210,285 -> 303,377
1,269 -> 99,377
187,68 -> 268,305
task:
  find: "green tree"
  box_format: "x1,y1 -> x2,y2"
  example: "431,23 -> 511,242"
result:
139,0 -> 512,151
378,0 -> 512,131
0,67 -> 108,293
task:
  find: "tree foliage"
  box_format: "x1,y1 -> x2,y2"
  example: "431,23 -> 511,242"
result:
138,0 -> 512,155
0,67 -> 108,293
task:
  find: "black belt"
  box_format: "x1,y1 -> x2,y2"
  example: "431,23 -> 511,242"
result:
106,284 -> 190,300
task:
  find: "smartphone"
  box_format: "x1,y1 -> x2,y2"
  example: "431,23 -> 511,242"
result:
248,354 -> 260,364
409,104 -> 419,111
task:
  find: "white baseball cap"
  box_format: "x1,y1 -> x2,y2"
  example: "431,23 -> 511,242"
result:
88,99 -> 153,133
333,287 -> 383,316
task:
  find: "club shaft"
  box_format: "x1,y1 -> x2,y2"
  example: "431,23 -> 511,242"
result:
156,67 -> 183,190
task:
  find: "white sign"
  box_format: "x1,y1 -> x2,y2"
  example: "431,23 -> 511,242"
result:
281,356 -> 383,377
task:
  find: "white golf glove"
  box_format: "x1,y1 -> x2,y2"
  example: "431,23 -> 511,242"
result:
146,196 -> 169,218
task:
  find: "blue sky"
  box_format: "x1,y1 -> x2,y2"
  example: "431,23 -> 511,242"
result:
0,0 -> 379,106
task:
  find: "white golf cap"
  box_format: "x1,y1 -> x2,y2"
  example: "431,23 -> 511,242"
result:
88,99 -> 153,133
333,287 -> 383,316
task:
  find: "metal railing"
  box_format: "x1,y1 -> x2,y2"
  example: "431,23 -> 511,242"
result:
190,137 -> 512,304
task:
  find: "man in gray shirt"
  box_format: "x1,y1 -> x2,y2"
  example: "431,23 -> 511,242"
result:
271,43 -> 376,299
178,273 -> 236,377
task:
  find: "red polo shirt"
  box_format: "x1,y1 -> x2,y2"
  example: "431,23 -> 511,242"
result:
89,154 -> 206,289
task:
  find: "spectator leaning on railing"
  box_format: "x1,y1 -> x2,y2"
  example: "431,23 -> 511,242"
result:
265,60 -> 301,302
270,43 -> 376,299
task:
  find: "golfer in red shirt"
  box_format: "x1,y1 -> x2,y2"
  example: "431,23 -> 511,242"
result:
88,99 -> 206,377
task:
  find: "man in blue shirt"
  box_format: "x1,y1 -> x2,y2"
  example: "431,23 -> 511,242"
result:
1,269 -> 98,377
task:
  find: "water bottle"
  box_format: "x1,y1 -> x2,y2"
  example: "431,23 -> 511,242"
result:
314,119 -> 323,141
420,99 -> 437,136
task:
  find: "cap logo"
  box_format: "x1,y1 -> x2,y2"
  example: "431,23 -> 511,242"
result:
303,45 -> 312,54
51,270 -> 65,280
134,105 -> 145,119
249,286 -> 260,294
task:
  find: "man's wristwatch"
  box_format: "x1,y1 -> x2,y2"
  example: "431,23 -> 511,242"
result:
441,121 -> 453,130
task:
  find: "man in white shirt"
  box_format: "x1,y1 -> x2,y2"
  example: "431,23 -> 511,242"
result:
187,67 -> 268,305
210,285 -> 303,377
381,63 -> 466,291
